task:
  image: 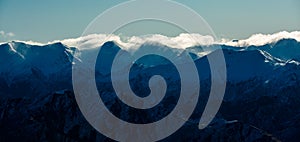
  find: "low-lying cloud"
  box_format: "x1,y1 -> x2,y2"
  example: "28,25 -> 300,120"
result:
3,31 -> 300,50
60,31 -> 300,50
224,31 -> 300,47
59,33 -> 215,50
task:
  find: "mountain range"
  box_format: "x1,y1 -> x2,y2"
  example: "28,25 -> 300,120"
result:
0,37 -> 300,141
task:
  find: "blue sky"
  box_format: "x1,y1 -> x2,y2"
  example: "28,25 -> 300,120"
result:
0,0 -> 299,42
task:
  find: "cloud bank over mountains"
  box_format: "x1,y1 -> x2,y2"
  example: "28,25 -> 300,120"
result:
57,33 -> 215,50
224,31 -> 300,47
2,31 -> 300,50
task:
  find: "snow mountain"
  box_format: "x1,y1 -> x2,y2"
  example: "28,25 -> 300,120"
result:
0,38 -> 300,141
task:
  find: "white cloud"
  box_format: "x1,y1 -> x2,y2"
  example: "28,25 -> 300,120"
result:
17,40 -> 46,46
0,30 -> 15,38
7,32 -> 15,37
2,31 -> 300,49
59,31 -> 300,50
224,31 -> 300,47
59,33 -> 215,50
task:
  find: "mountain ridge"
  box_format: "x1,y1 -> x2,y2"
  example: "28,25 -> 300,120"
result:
1,37 -> 300,141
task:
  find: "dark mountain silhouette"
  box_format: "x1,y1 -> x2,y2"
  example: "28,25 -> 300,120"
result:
0,39 -> 300,141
